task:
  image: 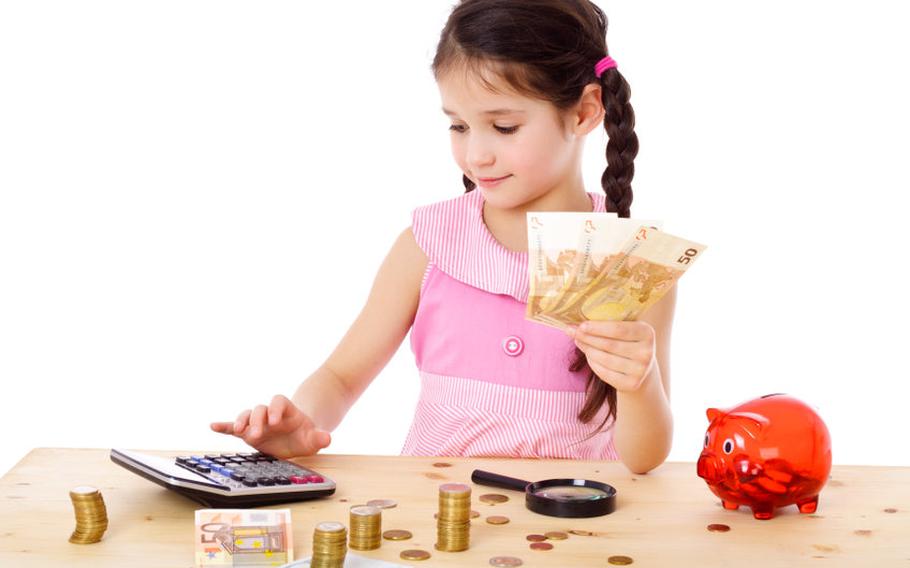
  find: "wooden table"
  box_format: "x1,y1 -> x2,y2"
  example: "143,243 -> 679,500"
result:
1,448 -> 907,567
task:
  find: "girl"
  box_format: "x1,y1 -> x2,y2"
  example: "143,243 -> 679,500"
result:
211,0 -> 675,474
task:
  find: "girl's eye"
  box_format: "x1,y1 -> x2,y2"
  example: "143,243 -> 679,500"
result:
703,433 -> 709,448
722,439 -> 734,454
448,124 -> 519,135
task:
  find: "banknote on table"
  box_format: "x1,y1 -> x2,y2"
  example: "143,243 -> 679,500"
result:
195,508 -> 293,567
526,211 -> 617,323
538,225 -> 707,328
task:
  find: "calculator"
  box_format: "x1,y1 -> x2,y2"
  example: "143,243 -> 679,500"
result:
110,448 -> 336,508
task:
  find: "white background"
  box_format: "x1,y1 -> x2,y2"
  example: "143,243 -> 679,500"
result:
1,1 -> 908,479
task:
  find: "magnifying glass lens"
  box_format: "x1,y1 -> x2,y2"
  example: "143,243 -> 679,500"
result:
531,485 -> 610,502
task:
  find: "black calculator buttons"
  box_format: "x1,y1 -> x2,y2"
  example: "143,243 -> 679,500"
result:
257,477 -> 275,486
195,465 -> 211,474
274,477 -> 292,485
242,478 -> 258,487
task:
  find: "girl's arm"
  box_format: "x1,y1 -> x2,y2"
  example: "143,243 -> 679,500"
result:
211,226 -> 428,456
293,227 -> 429,431
568,285 -> 677,473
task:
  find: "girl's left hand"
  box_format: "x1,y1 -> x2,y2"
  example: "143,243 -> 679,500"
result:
566,320 -> 656,393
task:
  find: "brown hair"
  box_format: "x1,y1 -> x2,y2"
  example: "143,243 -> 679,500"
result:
431,0 -> 638,433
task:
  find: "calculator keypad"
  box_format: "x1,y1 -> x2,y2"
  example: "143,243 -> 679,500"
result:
175,452 -> 326,491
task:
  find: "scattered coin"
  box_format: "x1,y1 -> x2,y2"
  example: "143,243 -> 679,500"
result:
529,542 -> 553,551
884,508 -> 898,513
489,556 -> 523,567
433,462 -> 453,468
707,523 -> 731,532
480,493 -> 509,504
526,534 -> 547,542
569,529 -> 595,536
383,529 -> 413,541
545,531 -> 568,540
486,515 -> 510,525
608,555 -> 634,565
400,549 -> 432,561
367,498 -> 398,509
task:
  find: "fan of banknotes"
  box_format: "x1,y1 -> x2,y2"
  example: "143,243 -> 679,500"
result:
526,212 -> 707,330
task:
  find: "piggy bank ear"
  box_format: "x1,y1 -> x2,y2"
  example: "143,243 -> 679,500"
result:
706,408 -> 723,423
728,411 -> 771,440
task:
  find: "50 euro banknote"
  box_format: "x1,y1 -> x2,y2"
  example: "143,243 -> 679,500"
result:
526,211 -> 617,319
536,215 -> 663,320
195,508 -> 293,568
529,225 -> 706,330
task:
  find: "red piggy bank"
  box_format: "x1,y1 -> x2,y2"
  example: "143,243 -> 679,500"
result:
696,394 -> 831,520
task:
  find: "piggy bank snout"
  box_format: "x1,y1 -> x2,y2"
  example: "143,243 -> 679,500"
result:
697,452 -> 719,482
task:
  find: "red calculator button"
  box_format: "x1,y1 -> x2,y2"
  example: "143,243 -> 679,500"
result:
289,476 -> 309,484
305,475 -> 324,483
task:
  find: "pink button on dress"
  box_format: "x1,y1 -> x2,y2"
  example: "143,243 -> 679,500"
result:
401,189 -> 619,460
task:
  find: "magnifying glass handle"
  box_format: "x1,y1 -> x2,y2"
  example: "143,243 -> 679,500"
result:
471,470 -> 531,492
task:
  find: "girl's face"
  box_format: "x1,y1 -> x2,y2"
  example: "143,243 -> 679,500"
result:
437,68 -> 601,211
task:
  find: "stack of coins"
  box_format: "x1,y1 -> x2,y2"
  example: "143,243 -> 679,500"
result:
348,505 -> 382,551
68,486 -> 108,544
311,521 -> 347,568
435,483 -> 471,552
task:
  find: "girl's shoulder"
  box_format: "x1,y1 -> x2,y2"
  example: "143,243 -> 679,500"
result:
409,190 -> 606,303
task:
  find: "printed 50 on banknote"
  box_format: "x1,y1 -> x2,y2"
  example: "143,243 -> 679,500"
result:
526,213 -> 706,330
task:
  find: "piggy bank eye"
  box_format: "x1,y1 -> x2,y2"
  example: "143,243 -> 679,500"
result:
722,438 -> 734,454
703,433 -> 710,448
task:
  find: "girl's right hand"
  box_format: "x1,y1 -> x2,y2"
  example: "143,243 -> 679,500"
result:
210,394 -> 332,459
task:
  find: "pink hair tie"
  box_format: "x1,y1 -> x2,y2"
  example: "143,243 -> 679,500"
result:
595,56 -> 617,78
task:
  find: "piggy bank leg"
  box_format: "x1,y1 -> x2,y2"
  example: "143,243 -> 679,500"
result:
796,495 -> 819,514
750,504 -> 774,520
722,500 -> 739,510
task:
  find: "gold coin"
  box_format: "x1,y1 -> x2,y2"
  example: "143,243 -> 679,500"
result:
707,523 -> 731,532
479,493 -> 509,504
434,510 -> 480,519
529,542 -> 553,551
525,534 -> 547,542
489,556 -> 523,567
486,515 -> 510,525
383,529 -> 413,541
608,555 -> 635,565
400,549 -> 431,561
545,531 -> 568,540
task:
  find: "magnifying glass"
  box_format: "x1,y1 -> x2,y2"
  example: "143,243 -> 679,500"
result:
471,469 -> 617,518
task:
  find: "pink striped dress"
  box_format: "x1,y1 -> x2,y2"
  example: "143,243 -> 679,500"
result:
401,189 -> 619,460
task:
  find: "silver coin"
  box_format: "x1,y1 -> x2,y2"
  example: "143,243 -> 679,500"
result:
366,498 -> 398,509
490,556 -> 523,567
